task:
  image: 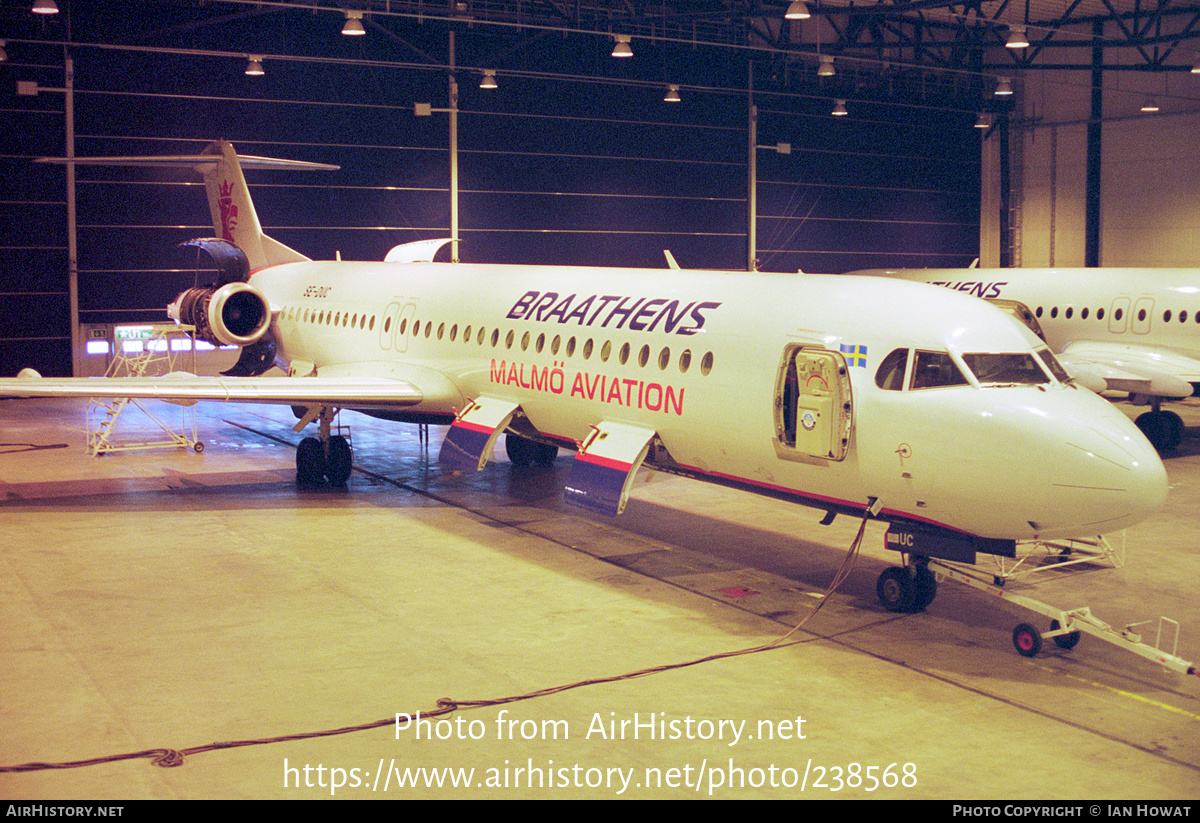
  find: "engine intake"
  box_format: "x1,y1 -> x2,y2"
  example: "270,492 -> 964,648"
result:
169,281 -> 272,347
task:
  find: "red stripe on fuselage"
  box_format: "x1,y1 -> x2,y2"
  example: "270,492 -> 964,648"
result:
574,452 -> 633,472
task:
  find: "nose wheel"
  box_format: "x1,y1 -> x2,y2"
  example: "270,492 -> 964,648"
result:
876,561 -> 937,613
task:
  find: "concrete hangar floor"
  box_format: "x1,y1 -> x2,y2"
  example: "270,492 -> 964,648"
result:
0,397 -> 1197,801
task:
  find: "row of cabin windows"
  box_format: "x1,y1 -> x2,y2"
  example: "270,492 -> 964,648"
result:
1035,305 -> 1200,324
279,305 -> 714,376
282,306 -> 376,331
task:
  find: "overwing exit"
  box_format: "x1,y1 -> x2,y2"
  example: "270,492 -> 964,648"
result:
0,142 -> 1169,615
850,266 -> 1200,450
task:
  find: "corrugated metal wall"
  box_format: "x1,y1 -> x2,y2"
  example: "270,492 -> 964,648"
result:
1,7 -> 981,376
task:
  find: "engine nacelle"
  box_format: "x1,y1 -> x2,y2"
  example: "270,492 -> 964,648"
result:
168,281 -> 272,347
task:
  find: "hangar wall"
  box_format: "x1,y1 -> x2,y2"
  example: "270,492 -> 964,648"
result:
999,57 -> 1200,268
1,9 -> 982,377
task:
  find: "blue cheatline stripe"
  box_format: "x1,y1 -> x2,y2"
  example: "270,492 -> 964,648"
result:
438,422 -> 493,471
564,455 -> 631,516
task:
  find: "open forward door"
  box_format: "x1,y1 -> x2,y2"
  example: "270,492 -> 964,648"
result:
775,346 -> 853,462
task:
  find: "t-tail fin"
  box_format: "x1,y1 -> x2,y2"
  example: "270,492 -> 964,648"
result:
37,139 -> 338,271
196,140 -> 323,270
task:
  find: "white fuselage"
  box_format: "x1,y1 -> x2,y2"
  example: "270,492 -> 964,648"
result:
250,263 -> 1167,542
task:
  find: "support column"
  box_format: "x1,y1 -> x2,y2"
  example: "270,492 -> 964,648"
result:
747,63 -> 757,272
999,116 -> 1011,269
66,54 -> 81,376
1085,20 -> 1103,267
448,32 -> 459,263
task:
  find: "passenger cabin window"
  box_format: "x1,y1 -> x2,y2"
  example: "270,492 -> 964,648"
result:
910,351 -> 967,389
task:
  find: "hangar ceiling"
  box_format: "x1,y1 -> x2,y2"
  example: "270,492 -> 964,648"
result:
9,2 -> 1200,89
15,1 -> 1197,66
304,0 -> 1200,74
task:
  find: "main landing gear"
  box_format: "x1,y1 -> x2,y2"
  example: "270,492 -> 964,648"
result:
876,560 -> 937,613
293,406 -> 353,487
1134,408 -> 1185,452
504,433 -> 559,467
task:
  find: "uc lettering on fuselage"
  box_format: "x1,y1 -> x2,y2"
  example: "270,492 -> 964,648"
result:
506,291 -> 722,336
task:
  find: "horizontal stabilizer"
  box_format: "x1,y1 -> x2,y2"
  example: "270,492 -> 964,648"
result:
36,153 -> 339,172
563,421 -> 656,516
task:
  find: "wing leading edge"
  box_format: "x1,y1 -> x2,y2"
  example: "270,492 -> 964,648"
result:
0,373 -> 424,410
1057,341 -> 1200,398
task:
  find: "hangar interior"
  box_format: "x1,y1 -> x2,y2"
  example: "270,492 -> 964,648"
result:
9,0 -> 1200,377
2,0 -> 1200,800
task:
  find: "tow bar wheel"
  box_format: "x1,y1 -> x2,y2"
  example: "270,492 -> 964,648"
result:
1012,622 -> 1043,657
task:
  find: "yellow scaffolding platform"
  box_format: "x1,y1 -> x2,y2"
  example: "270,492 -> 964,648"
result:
87,324 -> 204,455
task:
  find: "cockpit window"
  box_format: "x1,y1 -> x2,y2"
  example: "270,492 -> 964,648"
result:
961,352 -> 1052,386
911,351 -> 968,389
874,348 -> 909,391
1036,349 -> 1071,383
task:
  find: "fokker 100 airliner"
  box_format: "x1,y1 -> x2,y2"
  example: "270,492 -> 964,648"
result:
850,266 -> 1200,451
0,141 -> 1168,612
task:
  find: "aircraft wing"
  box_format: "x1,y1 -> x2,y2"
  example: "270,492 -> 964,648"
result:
1058,341 -> 1200,398
0,373 -> 423,410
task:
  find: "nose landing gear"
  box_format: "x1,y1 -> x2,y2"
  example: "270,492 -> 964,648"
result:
876,560 -> 937,613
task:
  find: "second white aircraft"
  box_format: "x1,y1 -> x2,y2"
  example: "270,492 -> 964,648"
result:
851,266 -> 1200,451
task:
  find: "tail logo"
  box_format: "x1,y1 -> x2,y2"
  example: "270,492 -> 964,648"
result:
218,179 -> 239,241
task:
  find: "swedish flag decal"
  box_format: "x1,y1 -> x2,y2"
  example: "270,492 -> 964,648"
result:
840,343 -> 868,368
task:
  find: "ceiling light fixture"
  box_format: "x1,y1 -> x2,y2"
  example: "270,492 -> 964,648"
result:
785,1 -> 811,20
245,55 -> 264,76
832,98 -> 848,116
1192,57 -> 1200,74
0,41 -> 7,62
664,84 -> 681,102
975,112 -> 992,129
342,11 -> 366,36
611,34 -> 633,58
480,69 -> 497,89
1140,97 -> 1160,113
994,77 -> 1013,96
817,54 -> 835,77
31,0 -> 58,14
1006,25 -> 1030,49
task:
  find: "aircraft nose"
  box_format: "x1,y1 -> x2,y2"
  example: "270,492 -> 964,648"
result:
1032,389 -> 1167,537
